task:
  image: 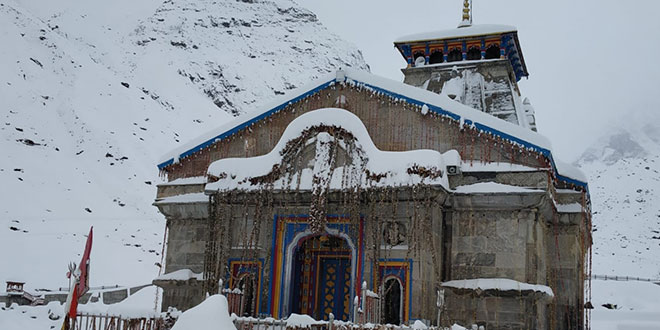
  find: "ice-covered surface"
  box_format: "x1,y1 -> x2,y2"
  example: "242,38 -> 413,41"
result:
206,108 -> 448,191
394,24 -> 517,43
154,193 -> 208,205
442,278 -> 554,297
153,269 -> 203,281
453,182 -> 542,194
0,0 -> 366,293
171,294 -> 236,330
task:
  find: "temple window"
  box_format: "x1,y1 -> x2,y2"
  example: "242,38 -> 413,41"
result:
413,51 -> 426,66
429,50 -> 444,64
485,44 -> 500,59
466,46 -> 481,60
447,48 -> 462,62
382,277 -> 403,325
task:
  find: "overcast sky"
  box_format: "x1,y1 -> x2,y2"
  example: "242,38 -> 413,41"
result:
295,0 -> 660,161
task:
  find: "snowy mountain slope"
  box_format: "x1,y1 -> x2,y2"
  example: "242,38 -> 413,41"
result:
0,0 -> 368,292
577,111 -> 660,278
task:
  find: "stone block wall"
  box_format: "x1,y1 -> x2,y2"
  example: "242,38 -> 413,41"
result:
450,209 -> 541,282
443,290 -> 549,330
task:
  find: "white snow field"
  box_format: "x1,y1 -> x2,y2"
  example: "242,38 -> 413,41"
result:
0,0 -> 367,294
2,0 -> 660,328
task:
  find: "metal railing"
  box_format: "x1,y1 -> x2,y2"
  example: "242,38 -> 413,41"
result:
70,313 -> 164,330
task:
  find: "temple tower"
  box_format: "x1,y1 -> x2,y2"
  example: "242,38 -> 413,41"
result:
394,0 -> 537,131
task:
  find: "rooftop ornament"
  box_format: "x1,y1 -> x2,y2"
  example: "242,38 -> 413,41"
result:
458,0 -> 473,28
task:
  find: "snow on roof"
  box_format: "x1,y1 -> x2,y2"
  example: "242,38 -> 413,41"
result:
157,68 -> 587,189
442,278 -> 554,297
157,72 -> 336,166
153,192 -> 208,204
453,182 -> 543,194
554,159 -> 587,183
205,108 -> 449,192
394,24 -> 517,43
154,269 -> 203,281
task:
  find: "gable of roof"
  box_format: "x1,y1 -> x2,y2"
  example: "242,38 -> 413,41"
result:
157,69 -> 587,190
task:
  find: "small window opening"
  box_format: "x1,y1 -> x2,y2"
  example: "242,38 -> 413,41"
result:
429,51 -> 444,64
447,48 -> 463,62
466,46 -> 481,60
485,44 -> 501,59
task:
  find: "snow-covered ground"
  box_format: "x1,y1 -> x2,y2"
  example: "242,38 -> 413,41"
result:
577,110 -> 660,328
0,0 -> 367,294
1,0 -> 659,328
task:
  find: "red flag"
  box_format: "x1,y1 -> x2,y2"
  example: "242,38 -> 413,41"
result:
63,226 -> 93,325
77,227 -> 93,297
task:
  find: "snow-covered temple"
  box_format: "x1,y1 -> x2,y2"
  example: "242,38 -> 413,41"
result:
152,2 -> 592,329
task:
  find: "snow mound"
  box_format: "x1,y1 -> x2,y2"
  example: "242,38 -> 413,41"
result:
171,295 -> 236,330
154,269 -> 203,281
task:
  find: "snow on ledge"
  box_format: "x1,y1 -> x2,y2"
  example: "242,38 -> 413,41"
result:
205,108 -> 449,192
453,182 -> 543,194
159,176 -> 207,186
154,193 -> 208,205
154,269 -> 203,281
555,202 -> 585,213
442,278 -> 554,297
461,162 -> 542,173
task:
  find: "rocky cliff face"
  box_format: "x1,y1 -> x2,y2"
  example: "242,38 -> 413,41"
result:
0,0 -> 368,289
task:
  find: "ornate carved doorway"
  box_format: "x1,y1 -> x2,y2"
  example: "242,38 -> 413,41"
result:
290,235 -> 352,321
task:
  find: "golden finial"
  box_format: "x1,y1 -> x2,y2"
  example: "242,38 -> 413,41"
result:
458,0 -> 472,28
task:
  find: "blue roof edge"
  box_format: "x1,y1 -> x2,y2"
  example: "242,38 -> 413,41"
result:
158,76 -> 588,193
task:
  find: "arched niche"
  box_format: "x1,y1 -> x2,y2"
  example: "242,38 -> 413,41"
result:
485,44 -> 501,59
466,46 -> 481,60
447,48 -> 463,62
429,50 -> 444,64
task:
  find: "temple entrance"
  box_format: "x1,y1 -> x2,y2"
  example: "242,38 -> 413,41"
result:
382,278 -> 402,325
290,235 -> 352,321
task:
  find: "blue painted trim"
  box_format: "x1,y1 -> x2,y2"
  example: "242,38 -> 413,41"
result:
227,257 -> 266,314
378,258 -> 413,321
159,74 -> 587,190
157,80 -> 335,169
355,81 -> 461,122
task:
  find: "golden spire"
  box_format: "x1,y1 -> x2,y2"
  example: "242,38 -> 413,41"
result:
458,0 -> 472,28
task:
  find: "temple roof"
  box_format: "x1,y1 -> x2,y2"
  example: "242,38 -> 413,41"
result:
157,69 -> 586,190
394,24 -> 517,43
